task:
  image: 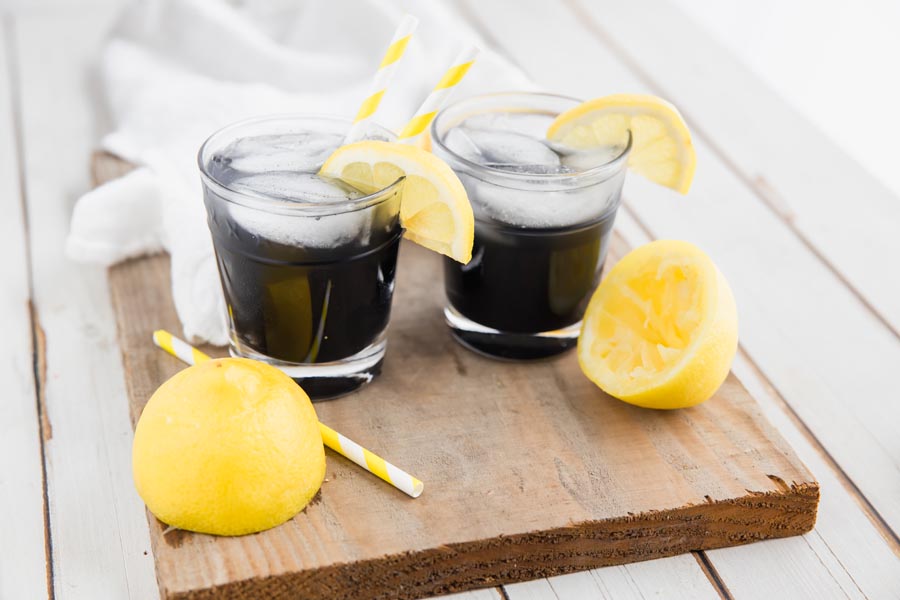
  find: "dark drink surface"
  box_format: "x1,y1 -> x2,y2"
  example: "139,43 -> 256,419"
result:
444,210 -> 616,360
444,212 -> 614,333
205,199 -> 401,364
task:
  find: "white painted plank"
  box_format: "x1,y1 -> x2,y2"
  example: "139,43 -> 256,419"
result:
618,212 -> 900,600
505,553 -> 720,600
440,589 -> 503,599
715,348 -> 900,599
461,1 -> 900,598
0,21 -> 50,600
13,8 -> 157,599
573,0 -> 900,335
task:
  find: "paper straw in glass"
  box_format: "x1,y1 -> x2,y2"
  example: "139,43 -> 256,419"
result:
345,14 -> 419,143
397,45 -> 480,145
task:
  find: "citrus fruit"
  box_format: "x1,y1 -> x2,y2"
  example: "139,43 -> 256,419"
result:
132,358 -> 325,536
547,94 -> 696,194
320,141 -> 474,263
578,240 -> 737,409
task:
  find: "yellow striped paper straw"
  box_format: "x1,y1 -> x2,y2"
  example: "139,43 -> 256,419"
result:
152,330 -> 424,498
345,14 -> 419,143
397,45 -> 480,144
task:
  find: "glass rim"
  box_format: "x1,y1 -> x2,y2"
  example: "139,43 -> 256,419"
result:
197,113 -> 403,216
430,91 -> 632,189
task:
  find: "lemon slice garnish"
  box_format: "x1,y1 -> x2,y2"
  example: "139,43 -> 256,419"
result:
320,141 -> 474,263
548,94 -> 697,194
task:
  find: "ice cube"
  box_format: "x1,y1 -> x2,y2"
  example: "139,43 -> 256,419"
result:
228,201 -> 371,248
461,128 -> 561,168
559,145 -> 626,172
472,179 -> 615,228
483,163 -> 576,175
443,127 -> 485,162
230,172 -> 364,203
225,172 -> 371,248
455,167 -> 623,229
217,132 -> 345,174
462,112 -> 555,139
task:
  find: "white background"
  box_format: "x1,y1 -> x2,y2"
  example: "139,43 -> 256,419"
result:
673,0 -> 900,197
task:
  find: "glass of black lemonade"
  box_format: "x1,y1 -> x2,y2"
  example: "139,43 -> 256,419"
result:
199,115 -> 403,399
431,93 -> 631,360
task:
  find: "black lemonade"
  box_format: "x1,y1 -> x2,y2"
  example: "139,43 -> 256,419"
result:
199,116 -> 402,399
432,93 -> 629,360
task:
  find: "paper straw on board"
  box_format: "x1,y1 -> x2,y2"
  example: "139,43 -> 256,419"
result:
151,329 -> 424,498
397,45 -> 480,144
345,14 -> 419,143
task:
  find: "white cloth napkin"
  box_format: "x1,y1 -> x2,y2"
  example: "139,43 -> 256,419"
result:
67,0 -> 534,345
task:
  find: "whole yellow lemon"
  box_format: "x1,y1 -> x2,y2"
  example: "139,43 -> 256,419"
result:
132,358 -> 325,536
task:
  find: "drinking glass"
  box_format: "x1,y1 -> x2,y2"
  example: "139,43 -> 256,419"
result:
431,93 -> 631,360
199,115 -> 402,399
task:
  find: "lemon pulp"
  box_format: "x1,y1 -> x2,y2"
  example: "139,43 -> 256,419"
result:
578,240 -> 737,409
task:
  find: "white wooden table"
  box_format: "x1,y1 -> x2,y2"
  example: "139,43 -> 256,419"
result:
2,1 -> 899,598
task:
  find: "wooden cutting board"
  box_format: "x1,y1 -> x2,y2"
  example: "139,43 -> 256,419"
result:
96,153 -> 818,600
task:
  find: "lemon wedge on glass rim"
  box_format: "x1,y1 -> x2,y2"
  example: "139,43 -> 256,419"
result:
320,141 -> 474,264
547,94 -> 696,194
578,240 -> 738,409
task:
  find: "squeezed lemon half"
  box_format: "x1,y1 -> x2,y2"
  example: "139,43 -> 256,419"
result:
547,94 -> 697,194
320,141 -> 474,263
578,240 -> 737,409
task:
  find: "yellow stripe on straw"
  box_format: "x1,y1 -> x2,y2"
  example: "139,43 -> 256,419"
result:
320,423 -> 424,498
398,45 -> 480,143
379,34 -> 412,69
353,90 -> 385,124
151,329 -> 424,498
398,112 -> 438,141
434,61 -> 475,90
346,15 -> 419,140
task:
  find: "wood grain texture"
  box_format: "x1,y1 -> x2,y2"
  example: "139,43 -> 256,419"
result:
97,151 -> 817,599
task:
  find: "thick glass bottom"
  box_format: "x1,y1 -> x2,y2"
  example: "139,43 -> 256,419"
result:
230,335 -> 386,401
444,306 -> 580,361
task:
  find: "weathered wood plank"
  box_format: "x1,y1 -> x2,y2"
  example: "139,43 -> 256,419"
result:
14,9 -> 158,599
0,19 -> 50,600
99,152 -> 815,600
457,2 -> 900,598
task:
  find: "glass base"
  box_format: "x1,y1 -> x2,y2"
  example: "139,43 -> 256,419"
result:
230,338 -> 386,401
444,306 -> 580,361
